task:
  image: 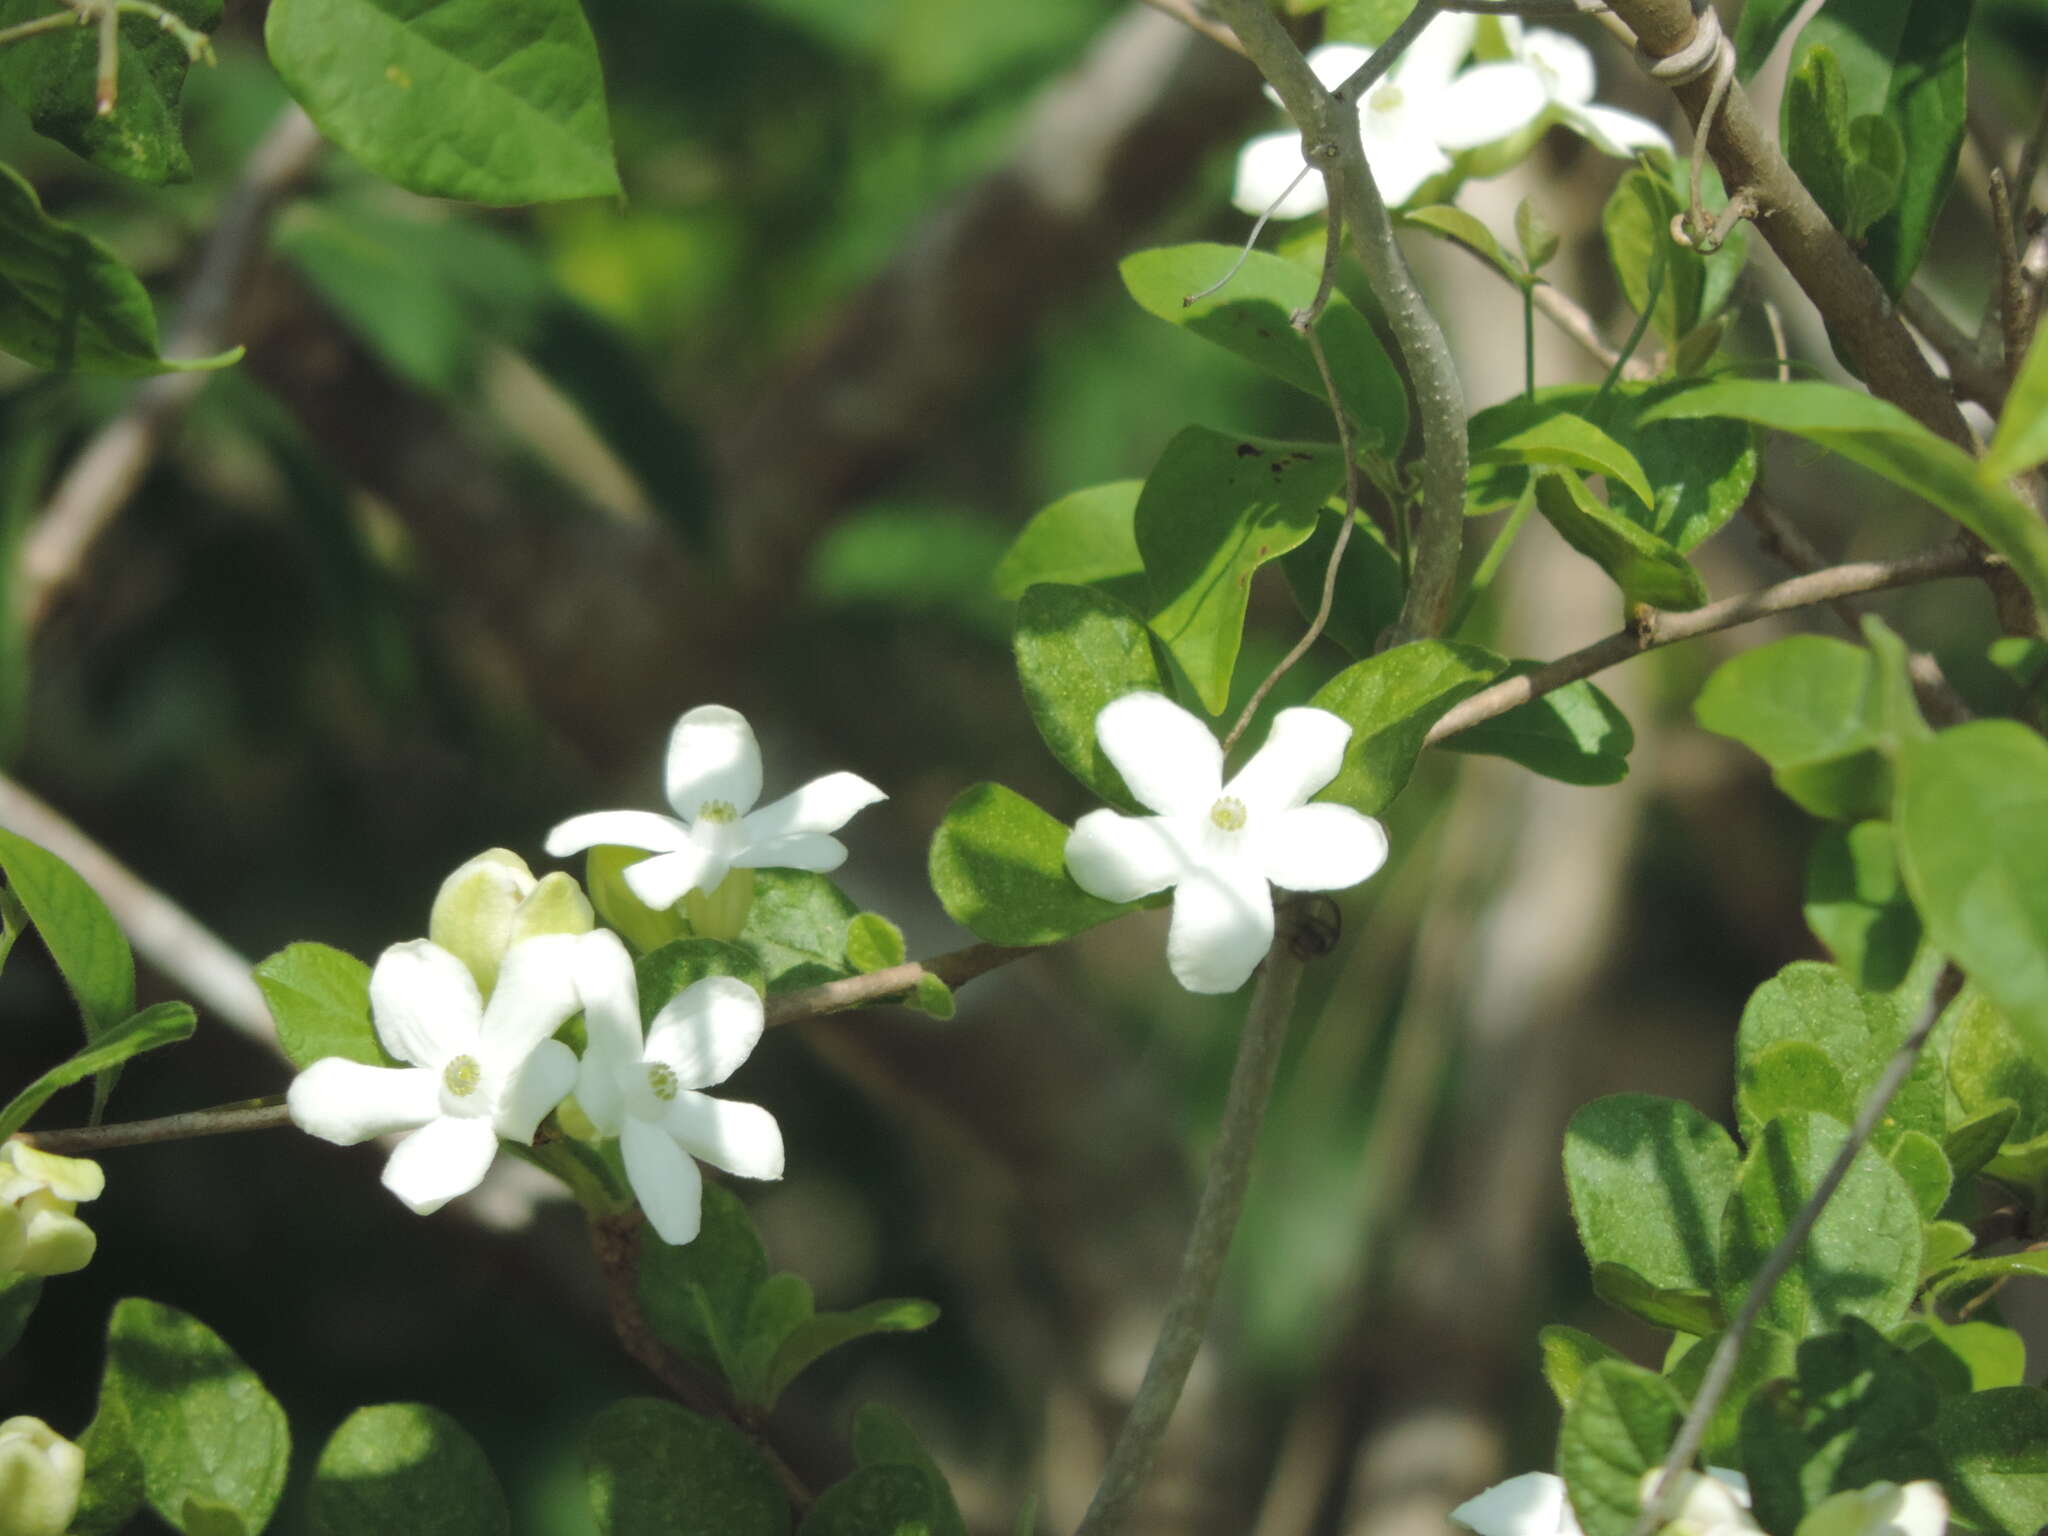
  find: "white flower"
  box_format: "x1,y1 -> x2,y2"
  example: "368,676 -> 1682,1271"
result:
0,1143 -> 102,1277
0,1417 -> 83,1536
1795,1482 -> 1948,1536
287,936 -> 581,1215
1452,1469 -> 1753,1536
545,705 -> 887,913
1494,23 -> 1673,159
1063,693 -> 1388,993
571,930 -> 784,1245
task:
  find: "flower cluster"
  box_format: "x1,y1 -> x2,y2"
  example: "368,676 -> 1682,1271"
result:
1232,15 -> 1671,218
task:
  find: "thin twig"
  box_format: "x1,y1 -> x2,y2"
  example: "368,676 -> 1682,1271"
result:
1991,170 -> 2034,380
22,1098 -> 287,1154
765,942 -> 1027,1027
2014,76 -> 2048,224
1899,286 -> 2005,413
1134,0 -> 1246,57
1633,989 -> 1946,1536
1073,918 -> 1307,1536
1424,541 -> 1989,743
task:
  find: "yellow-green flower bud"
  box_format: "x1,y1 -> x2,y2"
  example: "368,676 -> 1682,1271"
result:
585,846 -> 688,954
0,1145 -> 101,1277
553,1095 -> 600,1143
0,1417 -> 83,1536
431,851 -> 594,997
684,868 -> 757,943
506,872 -> 595,950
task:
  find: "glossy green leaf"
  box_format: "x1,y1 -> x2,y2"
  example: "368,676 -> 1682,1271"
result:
1119,244 -> 1408,454
1437,669 -> 1634,786
1533,470 -> 1709,611
929,781 -> 1134,947
1403,204 -> 1521,282
1137,429 -> 1341,712
0,0 -> 217,183
1539,1326 -> 1626,1410
1935,1388 -> 2048,1536
993,482 -> 1143,599
1693,636 -> 1888,821
0,1000 -> 194,1140
1278,513 -> 1404,659
583,1398 -> 788,1536
1986,325 -> 2048,481
1640,379 -> 2048,614
311,1404 -> 508,1536
1897,723 -> 2048,1060
1308,640 -> 1499,814
1887,1130 -> 1952,1220
636,939 -> 766,1016
738,870 -> 859,994
844,913 -> 907,975
1014,582 -> 1163,810
1564,1093 -> 1739,1332
254,942 -> 390,1070
1717,1111 -> 1923,1338
1600,166 -> 1746,349
1784,49 -> 1904,246
1474,413 -> 1655,512
105,1299 -> 289,1536
1558,1360 -> 1685,1536
638,1182 -> 768,1382
267,0 -> 620,204
1897,1318 -> 2027,1394
0,162 -> 239,375
1804,822 -> 1922,992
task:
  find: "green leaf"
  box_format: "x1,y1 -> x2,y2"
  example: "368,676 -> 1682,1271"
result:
910,973 -> 956,1021
1663,1324 -> 1802,1466
738,870 -> 860,994
1734,962 -> 1945,1154
1737,1042 -> 1855,1142
1930,1249 -> 2048,1309
267,0 -> 620,204
1307,640 -> 1500,814
1935,1388 -> 2048,1536
1918,1219 -> 1974,1278
1591,1263 -> 1719,1336
799,1464 -> 957,1536
1942,1101 -> 2018,1190
1693,636 -> 1888,821
844,914 -> 907,975
1558,1360 -> 1685,1536
0,0 -> 217,183
1136,428 -> 1342,712
1639,379 -> 2048,615
928,782 -> 1132,947
1804,822 -> 1922,992
993,482 -> 1143,599
0,1000 -> 194,1140
583,1398 -> 789,1536
762,1298 -> 940,1411
1402,204 -> 1522,283
311,1404 -> 509,1536
1986,324 -> 2048,481
1600,167 -> 1750,350
1785,49 -> 1904,246
1895,1317 -> 2027,1394
254,942 -> 391,1070
1436,668 -> 1634,786
1717,1111 -> 1923,1339
1886,1130 -> 1952,1220
0,1270 -> 38,1357
847,1404 -> 968,1536
1119,244 -> 1408,455
72,1381 -> 145,1536
638,1182 -> 768,1383
1474,413 -> 1656,512
104,1299 -> 289,1536
1540,1325 -> 1627,1409
0,162 -> 239,375
1564,1093 -> 1739,1333
586,847 -> 688,956
636,939 -> 766,1016
1896,722 -> 2048,1061
1278,513 -> 1404,660
1013,583 -> 1163,810
1533,470 -> 1709,612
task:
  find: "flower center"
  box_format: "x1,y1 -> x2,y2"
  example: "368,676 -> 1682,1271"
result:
646,1062 -> 680,1102
698,799 -> 739,825
1209,796 -> 1248,832
442,1055 -> 483,1098
1370,84 -> 1404,114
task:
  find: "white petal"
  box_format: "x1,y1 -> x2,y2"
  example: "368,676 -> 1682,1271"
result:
1306,42 -> 1374,92
1361,110 -> 1453,207
644,976 -> 765,1089
665,705 -> 763,819
287,1060 -> 440,1145
622,845 -> 726,909
1224,706 -> 1353,813
1065,810 -> 1188,903
577,1055 -> 628,1137
543,810 -> 691,859
1562,102 -> 1673,159
732,832 -> 847,873
1095,692 -> 1223,815
368,940 -> 483,1068
1428,64 -> 1550,150
380,1116 -> 500,1214
1255,804 -> 1390,892
1166,866 -> 1274,994
1232,132 -> 1328,219
621,1118 -> 704,1246
494,1039 -> 579,1144
1391,10 -> 1477,93
665,1091 -> 785,1181
1520,28 -> 1596,106
1891,1482 -> 1949,1536
477,934 -> 581,1072
1452,1472 -> 1579,1536
573,930 -> 644,1064
742,771 -> 886,843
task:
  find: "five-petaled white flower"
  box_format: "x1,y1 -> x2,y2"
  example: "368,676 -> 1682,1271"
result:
287,936 -> 582,1215
546,705 -> 887,913
1452,1469 -> 1754,1536
1486,21 -> 1672,160
571,930 -> 784,1245
1064,693 -> 1388,994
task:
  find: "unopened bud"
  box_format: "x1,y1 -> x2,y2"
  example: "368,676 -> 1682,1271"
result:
431,851 -> 593,996
0,1416 -> 83,1536
585,846 -> 687,954
0,1145 -> 102,1277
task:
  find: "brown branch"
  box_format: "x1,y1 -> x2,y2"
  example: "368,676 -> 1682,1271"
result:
1134,0 -> 1246,57
1424,540 -> 1990,744
22,1099 -> 289,1155
1900,284 -> 2009,414
764,941 -> 1029,1028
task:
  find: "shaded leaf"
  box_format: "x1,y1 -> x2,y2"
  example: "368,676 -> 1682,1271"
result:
1533,470 -> 1709,611
1013,582 -> 1163,811
583,1398 -> 788,1536
993,482 -> 1143,599
311,1403 -> 508,1536
1307,640 -> 1499,814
